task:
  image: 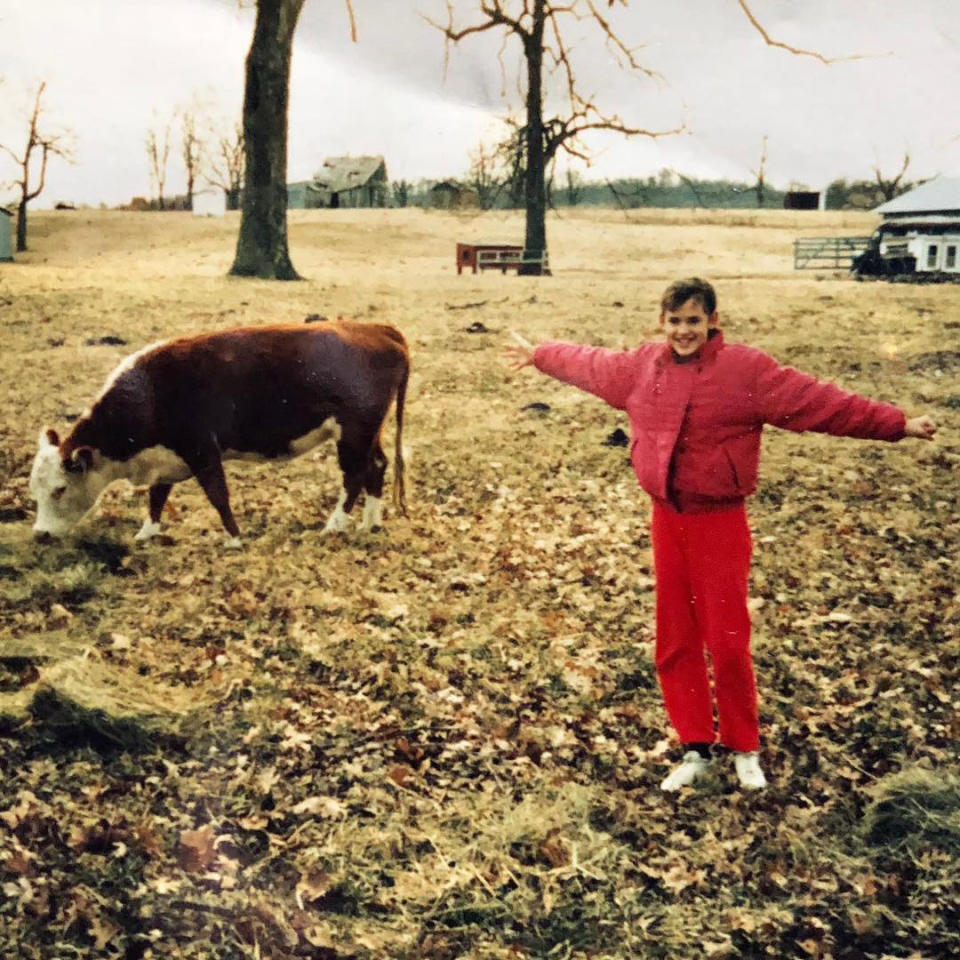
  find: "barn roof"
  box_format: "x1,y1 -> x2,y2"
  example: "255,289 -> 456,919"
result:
313,156 -> 385,193
288,180 -> 323,193
874,176 -> 960,216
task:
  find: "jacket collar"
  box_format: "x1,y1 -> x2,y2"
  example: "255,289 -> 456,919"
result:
661,328 -> 725,365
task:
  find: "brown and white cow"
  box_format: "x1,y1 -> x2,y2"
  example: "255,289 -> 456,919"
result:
30,321 -> 409,543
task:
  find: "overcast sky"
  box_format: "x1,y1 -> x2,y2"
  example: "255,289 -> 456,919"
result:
1,0 -> 959,208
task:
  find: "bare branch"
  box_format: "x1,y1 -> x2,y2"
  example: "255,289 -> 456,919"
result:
873,152 -> 911,201
736,0 -> 867,64
584,0 -> 660,79
344,0 -> 357,42
674,171 -> 707,209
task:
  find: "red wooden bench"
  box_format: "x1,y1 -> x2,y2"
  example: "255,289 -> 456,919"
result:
456,242 -> 550,275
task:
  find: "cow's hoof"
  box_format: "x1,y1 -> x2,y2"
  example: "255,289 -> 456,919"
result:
224,536 -> 243,550
322,516 -> 351,535
134,520 -> 162,542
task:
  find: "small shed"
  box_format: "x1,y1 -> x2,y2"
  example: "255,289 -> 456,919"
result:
192,188 -> 226,217
0,208 -> 13,262
312,155 -> 388,209
784,191 -> 821,210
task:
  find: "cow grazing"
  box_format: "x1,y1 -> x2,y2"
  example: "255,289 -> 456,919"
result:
30,321 -> 409,543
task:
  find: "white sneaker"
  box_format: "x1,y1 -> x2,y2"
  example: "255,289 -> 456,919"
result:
734,751 -> 767,790
660,751 -> 711,792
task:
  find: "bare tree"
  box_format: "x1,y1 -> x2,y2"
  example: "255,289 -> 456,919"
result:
751,135 -> 768,208
874,152 -> 911,202
230,0 -> 306,278
467,141 -> 505,210
0,82 -> 72,251
207,120 -> 245,210
180,108 -> 204,211
232,0 -> 361,278
432,1 -> 680,275
606,178 -> 649,212
564,169 -> 584,207
673,171 -> 706,208
494,116 -> 526,209
391,179 -> 411,208
146,123 -> 172,210
434,1 -> 848,273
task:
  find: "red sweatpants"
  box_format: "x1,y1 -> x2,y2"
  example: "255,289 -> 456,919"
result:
651,501 -> 758,752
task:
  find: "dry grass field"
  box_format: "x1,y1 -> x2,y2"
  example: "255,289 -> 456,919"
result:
0,207 -> 957,959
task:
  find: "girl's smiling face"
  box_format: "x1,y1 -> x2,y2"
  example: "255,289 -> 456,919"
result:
660,296 -> 719,358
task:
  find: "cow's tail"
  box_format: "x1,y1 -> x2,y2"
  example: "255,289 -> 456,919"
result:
392,362 -> 409,517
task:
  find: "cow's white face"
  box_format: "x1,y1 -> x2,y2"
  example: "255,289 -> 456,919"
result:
30,429 -> 102,536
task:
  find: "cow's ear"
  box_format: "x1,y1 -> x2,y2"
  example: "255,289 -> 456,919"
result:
66,447 -> 94,474
39,427 -> 60,449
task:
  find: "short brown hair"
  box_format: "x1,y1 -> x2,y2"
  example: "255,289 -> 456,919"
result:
660,277 -> 717,315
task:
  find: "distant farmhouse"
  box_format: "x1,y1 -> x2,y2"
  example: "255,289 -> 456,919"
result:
288,156 -> 388,209
430,180 -> 477,210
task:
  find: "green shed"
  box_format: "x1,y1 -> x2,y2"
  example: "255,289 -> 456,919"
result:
0,209 -> 12,262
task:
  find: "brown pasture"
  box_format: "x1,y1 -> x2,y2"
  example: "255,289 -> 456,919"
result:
0,208 -> 957,959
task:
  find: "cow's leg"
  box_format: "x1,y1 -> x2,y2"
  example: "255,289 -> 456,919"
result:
324,433 -> 369,534
190,456 -> 241,543
135,483 -> 173,542
360,439 -> 388,532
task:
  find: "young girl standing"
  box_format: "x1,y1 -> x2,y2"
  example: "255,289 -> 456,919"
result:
506,278 -> 936,791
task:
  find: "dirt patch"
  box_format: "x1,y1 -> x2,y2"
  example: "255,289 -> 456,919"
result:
909,349 -> 960,372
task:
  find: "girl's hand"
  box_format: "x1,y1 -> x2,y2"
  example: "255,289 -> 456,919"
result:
904,415 -> 937,440
504,331 -> 536,370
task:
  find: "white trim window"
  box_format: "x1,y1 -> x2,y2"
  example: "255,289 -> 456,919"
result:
926,244 -> 940,269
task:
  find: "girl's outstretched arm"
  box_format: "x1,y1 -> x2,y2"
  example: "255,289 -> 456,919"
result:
504,332 -> 536,370
506,333 -> 642,411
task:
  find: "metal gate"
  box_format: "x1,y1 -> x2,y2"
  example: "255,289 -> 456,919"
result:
793,236 -> 872,269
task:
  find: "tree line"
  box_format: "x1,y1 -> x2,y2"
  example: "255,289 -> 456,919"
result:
1,1 -> 906,273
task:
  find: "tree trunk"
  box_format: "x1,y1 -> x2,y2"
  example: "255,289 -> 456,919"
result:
230,0 -> 304,280
16,200 -> 28,252
519,0 -> 547,276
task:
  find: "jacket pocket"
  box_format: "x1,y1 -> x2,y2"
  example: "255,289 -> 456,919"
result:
674,444 -> 741,498
723,447 -> 742,493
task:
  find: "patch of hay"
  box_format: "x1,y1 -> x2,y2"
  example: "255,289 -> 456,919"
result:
38,656 -> 203,717
1,656 -> 211,752
861,766 -> 960,857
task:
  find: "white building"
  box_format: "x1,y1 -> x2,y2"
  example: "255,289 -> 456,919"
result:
866,177 -> 960,275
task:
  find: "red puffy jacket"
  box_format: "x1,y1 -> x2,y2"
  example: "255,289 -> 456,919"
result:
533,330 -> 906,513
